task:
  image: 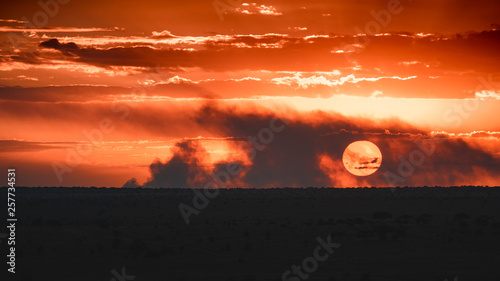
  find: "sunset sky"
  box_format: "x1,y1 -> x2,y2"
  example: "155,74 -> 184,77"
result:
1,0 -> 499,187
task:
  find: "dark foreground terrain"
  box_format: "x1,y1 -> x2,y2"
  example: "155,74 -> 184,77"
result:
1,187 -> 500,281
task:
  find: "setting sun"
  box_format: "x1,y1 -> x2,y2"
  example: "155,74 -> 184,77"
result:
342,141 -> 383,176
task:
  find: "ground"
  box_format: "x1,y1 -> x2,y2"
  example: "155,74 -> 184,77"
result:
2,186 -> 500,281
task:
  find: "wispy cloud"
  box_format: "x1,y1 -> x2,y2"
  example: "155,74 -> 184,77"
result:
0,19 -> 28,24
233,3 -> 283,16
475,90 -> 500,100
0,26 -> 119,33
270,74 -> 417,89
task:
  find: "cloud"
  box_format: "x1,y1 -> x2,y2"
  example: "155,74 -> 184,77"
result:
270,74 -> 417,89
122,178 -> 141,188
141,140 -> 242,188
0,19 -> 28,24
0,140 -> 68,152
39,39 -> 79,53
27,29 -> 500,74
129,104 -> 500,188
475,90 -> 500,100
151,30 -> 177,38
0,26 -> 115,33
289,27 -> 308,31
370,91 -> 383,98
233,3 -> 283,16
1,85 -> 499,138
0,75 -> 39,81
431,130 -> 500,139
144,141 -> 197,188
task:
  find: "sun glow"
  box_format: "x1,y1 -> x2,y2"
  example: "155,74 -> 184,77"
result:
342,141 -> 382,176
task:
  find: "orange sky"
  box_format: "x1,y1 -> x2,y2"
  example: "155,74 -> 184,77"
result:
0,0 -> 499,187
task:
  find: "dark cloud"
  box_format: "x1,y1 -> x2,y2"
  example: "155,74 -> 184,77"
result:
130,105 -> 500,188
0,85 -> 126,102
144,141 -> 202,188
33,29 -> 500,73
39,39 -> 79,55
141,140 -> 244,188
0,140 -> 68,152
9,52 -> 42,64
0,83 -> 218,102
122,178 -> 141,188
38,38 -> 194,68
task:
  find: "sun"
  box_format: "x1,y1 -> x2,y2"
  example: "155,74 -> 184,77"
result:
342,141 -> 382,176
